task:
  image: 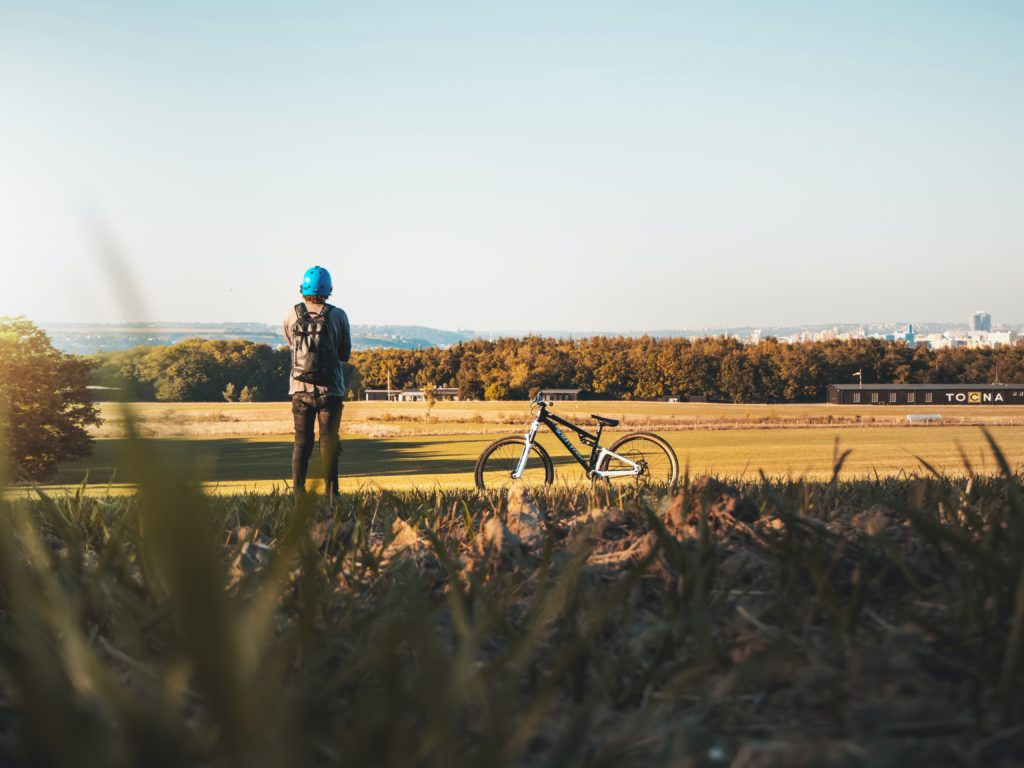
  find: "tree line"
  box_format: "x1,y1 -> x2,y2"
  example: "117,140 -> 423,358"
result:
87,335 -> 1024,403
89,339 -> 292,402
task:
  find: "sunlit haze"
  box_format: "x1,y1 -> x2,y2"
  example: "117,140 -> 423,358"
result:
2,1 -> 1022,330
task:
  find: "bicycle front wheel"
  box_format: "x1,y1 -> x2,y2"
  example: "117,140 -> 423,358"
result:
599,432 -> 679,486
475,436 -> 554,490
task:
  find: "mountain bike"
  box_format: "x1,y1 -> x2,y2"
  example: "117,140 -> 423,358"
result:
474,394 -> 679,489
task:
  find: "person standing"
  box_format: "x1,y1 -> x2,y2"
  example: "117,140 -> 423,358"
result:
284,265 -> 352,501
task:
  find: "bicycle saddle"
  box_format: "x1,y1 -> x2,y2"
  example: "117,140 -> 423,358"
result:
592,414 -> 619,427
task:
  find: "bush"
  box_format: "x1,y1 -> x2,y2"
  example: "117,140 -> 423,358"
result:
484,382 -> 508,401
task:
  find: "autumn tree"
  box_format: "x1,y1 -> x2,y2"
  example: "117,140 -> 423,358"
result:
0,317 -> 102,480
342,363 -> 363,399
87,333 -> 1024,405
484,382 -> 508,401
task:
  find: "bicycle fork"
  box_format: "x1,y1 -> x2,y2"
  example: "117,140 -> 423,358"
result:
512,418 -> 541,479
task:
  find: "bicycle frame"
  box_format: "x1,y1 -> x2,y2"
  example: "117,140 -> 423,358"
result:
513,403 -> 641,480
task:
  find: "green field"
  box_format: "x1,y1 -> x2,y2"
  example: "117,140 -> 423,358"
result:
41,420 -> 1024,494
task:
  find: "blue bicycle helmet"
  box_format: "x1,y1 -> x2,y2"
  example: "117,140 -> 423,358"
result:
300,266 -> 333,297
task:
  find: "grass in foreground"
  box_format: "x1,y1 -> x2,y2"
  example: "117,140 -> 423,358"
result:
2,431 -> 1024,765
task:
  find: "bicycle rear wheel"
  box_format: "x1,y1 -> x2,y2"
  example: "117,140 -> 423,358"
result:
599,432 -> 678,486
475,437 -> 554,490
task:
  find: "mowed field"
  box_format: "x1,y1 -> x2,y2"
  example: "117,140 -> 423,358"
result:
31,400 -> 1024,493
88,399 -> 1024,438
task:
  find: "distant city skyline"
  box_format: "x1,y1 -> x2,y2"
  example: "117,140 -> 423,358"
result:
27,312 -> 1024,340
3,2 -> 1023,330
40,314 -> 1023,357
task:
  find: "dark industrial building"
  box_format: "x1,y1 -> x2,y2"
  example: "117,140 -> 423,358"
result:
539,388 -> 583,401
363,388 -> 402,402
828,383 -> 1024,405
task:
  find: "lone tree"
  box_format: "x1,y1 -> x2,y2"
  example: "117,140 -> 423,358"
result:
0,317 -> 101,480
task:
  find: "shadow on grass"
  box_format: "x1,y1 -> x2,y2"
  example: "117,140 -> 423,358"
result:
47,435 -> 584,485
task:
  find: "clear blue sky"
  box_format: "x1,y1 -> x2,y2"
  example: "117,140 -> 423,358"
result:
1,1 -> 1022,330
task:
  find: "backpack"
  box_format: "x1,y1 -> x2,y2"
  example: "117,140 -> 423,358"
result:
290,303 -> 333,385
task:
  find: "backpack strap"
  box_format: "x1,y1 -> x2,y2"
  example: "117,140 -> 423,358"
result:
294,303 -> 309,321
